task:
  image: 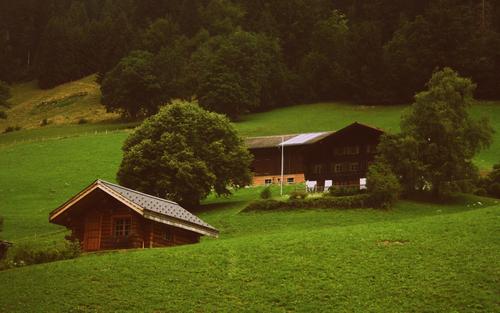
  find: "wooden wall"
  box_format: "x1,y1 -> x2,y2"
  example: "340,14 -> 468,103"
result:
247,124 -> 382,187
65,189 -> 201,252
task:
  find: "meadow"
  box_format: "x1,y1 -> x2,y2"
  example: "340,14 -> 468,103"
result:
0,82 -> 499,311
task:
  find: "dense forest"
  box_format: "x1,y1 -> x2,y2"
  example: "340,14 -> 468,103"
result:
1,0 -> 499,118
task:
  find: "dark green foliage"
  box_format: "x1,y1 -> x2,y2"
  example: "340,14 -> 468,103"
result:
0,81 -> 10,119
101,51 -> 161,118
1,0 -> 499,108
327,186 -> 362,197
117,101 -> 252,206
190,30 -> 288,118
0,81 -> 10,108
259,186 -> 272,199
367,160 -> 401,209
288,190 -> 308,200
379,68 -> 493,198
242,194 -> 371,212
1,241 -> 80,270
481,163 -> 500,198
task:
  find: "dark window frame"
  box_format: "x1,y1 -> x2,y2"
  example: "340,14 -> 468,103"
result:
113,216 -> 131,237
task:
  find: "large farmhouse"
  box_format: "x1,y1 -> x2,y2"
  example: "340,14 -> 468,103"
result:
245,122 -> 384,189
49,179 -> 218,252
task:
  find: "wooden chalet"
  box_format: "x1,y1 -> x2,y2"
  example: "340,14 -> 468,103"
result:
245,122 -> 384,189
49,180 -> 218,252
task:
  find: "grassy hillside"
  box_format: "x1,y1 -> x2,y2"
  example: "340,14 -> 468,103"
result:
0,75 -> 118,131
0,196 -> 498,312
0,91 -> 499,311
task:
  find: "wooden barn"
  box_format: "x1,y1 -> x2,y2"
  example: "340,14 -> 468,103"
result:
49,180 -> 218,252
245,122 -> 384,189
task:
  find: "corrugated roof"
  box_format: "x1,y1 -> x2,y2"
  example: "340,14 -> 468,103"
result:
279,131 -> 334,146
245,132 -> 334,149
99,180 -> 217,232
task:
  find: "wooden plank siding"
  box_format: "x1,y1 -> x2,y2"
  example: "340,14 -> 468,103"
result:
247,123 -> 383,187
66,191 -> 201,252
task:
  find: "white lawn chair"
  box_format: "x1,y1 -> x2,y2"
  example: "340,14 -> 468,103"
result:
306,180 -> 317,193
324,180 -> 333,192
359,178 -> 367,190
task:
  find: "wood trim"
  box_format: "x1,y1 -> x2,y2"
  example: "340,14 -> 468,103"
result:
149,222 -> 153,248
50,181 -> 144,222
143,210 -> 219,238
98,215 -> 102,250
50,182 -> 100,221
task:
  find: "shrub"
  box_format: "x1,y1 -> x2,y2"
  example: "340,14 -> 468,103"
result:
2,240 -> 81,269
260,186 -> 272,199
474,188 -> 487,197
77,118 -> 88,124
0,111 -> 6,119
327,186 -> 362,197
288,190 -> 308,200
367,160 -> 401,209
3,125 -> 21,133
488,182 -> 500,198
40,118 -> 50,126
242,194 -> 370,212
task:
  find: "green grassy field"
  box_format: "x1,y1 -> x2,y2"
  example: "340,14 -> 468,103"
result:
0,96 -> 499,311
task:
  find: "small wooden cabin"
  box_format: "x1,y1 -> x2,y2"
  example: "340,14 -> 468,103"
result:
245,122 -> 384,189
49,180 -> 218,252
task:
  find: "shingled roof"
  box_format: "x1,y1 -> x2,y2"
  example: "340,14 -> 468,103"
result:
49,180 -> 219,237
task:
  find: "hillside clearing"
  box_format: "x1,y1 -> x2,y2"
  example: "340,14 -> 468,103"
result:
0,75 -> 118,131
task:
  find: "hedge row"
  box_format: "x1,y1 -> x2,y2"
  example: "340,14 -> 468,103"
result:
0,240 -> 81,270
242,194 -> 373,212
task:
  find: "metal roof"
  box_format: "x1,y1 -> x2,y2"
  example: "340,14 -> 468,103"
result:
245,131 -> 334,149
279,131 -> 334,146
244,122 -> 384,149
99,180 -> 217,232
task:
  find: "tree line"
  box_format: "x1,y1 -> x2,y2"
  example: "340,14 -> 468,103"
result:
1,0 -> 499,118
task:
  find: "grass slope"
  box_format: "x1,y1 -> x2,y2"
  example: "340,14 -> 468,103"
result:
1,75 -> 118,131
0,201 -> 498,312
0,95 -> 499,311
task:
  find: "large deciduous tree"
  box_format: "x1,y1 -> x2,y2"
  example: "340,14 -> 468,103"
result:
101,50 -> 162,118
117,101 -> 252,207
380,68 -> 494,197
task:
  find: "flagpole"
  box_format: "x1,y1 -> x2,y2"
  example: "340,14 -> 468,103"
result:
281,136 -> 284,196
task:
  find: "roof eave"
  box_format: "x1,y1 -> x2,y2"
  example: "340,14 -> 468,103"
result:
143,210 -> 219,238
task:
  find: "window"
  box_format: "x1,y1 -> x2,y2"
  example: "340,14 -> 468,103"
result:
366,145 -> 376,154
287,177 -> 294,184
350,162 -> 359,172
334,163 -> 343,173
113,217 -> 131,237
313,164 -> 323,174
264,179 -> 272,185
164,230 -> 173,242
333,147 -> 345,156
346,146 -> 360,155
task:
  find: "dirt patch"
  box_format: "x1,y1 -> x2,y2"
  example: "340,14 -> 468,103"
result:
378,239 -> 409,246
